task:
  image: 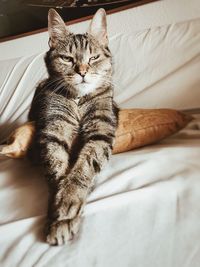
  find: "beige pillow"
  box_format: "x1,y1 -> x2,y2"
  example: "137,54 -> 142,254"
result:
112,109 -> 193,154
0,109 -> 192,158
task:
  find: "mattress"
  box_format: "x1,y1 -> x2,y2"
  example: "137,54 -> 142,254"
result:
0,1 -> 200,266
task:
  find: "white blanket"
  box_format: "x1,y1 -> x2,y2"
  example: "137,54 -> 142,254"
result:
0,115 -> 200,267
0,1 -> 200,266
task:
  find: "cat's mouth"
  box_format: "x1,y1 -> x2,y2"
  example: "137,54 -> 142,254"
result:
73,74 -> 92,86
80,77 -> 89,84
75,80 -> 89,87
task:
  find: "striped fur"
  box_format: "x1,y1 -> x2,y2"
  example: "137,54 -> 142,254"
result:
28,8 -> 119,245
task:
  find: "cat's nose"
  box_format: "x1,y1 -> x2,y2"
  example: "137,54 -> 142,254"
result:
78,70 -> 87,77
76,64 -> 88,77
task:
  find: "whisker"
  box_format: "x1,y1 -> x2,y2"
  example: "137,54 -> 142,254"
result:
33,77 -> 65,101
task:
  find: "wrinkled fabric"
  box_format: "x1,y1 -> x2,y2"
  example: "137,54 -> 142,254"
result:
0,7 -> 200,267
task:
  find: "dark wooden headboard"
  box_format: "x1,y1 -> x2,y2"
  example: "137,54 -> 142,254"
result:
0,0 -> 159,43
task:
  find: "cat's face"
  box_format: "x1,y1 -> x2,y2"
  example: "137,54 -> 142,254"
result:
46,9 -> 112,97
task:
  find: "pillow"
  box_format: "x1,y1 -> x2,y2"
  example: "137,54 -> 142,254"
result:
111,19 -> 200,110
112,108 -> 192,154
0,108 -> 192,158
0,54 -> 47,143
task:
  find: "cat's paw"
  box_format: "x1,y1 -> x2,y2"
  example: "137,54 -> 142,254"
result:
55,184 -> 86,221
57,197 -> 84,221
46,216 -> 81,246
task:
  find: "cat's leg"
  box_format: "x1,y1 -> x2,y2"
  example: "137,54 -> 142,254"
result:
45,138 -> 85,246
46,178 -> 87,245
36,115 -> 80,245
47,106 -> 117,245
43,136 -> 84,245
47,139 -> 112,245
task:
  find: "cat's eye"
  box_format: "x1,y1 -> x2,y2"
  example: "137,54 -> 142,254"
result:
60,55 -> 74,63
90,55 -> 100,61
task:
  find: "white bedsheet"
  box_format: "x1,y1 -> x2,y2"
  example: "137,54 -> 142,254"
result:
0,2 -> 200,267
0,115 -> 200,267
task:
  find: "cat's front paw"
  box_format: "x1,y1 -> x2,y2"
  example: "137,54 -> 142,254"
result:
46,183 -> 87,245
56,185 -> 86,221
57,197 -> 85,221
46,216 -> 81,246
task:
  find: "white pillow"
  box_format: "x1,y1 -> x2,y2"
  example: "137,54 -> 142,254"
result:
0,54 -> 47,141
111,19 -> 200,109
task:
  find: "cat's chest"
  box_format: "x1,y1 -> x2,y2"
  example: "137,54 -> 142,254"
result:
76,82 -> 98,97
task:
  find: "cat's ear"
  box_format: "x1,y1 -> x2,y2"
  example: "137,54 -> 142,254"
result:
48,8 -> 70,48
88,8 -> 108,46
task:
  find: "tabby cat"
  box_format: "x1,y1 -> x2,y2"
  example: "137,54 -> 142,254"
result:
28,8 -> 118,246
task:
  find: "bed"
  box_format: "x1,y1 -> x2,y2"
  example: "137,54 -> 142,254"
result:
0,0 -> 200,266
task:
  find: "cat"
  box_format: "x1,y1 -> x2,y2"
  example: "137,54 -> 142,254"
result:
28,8 -> 119,246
